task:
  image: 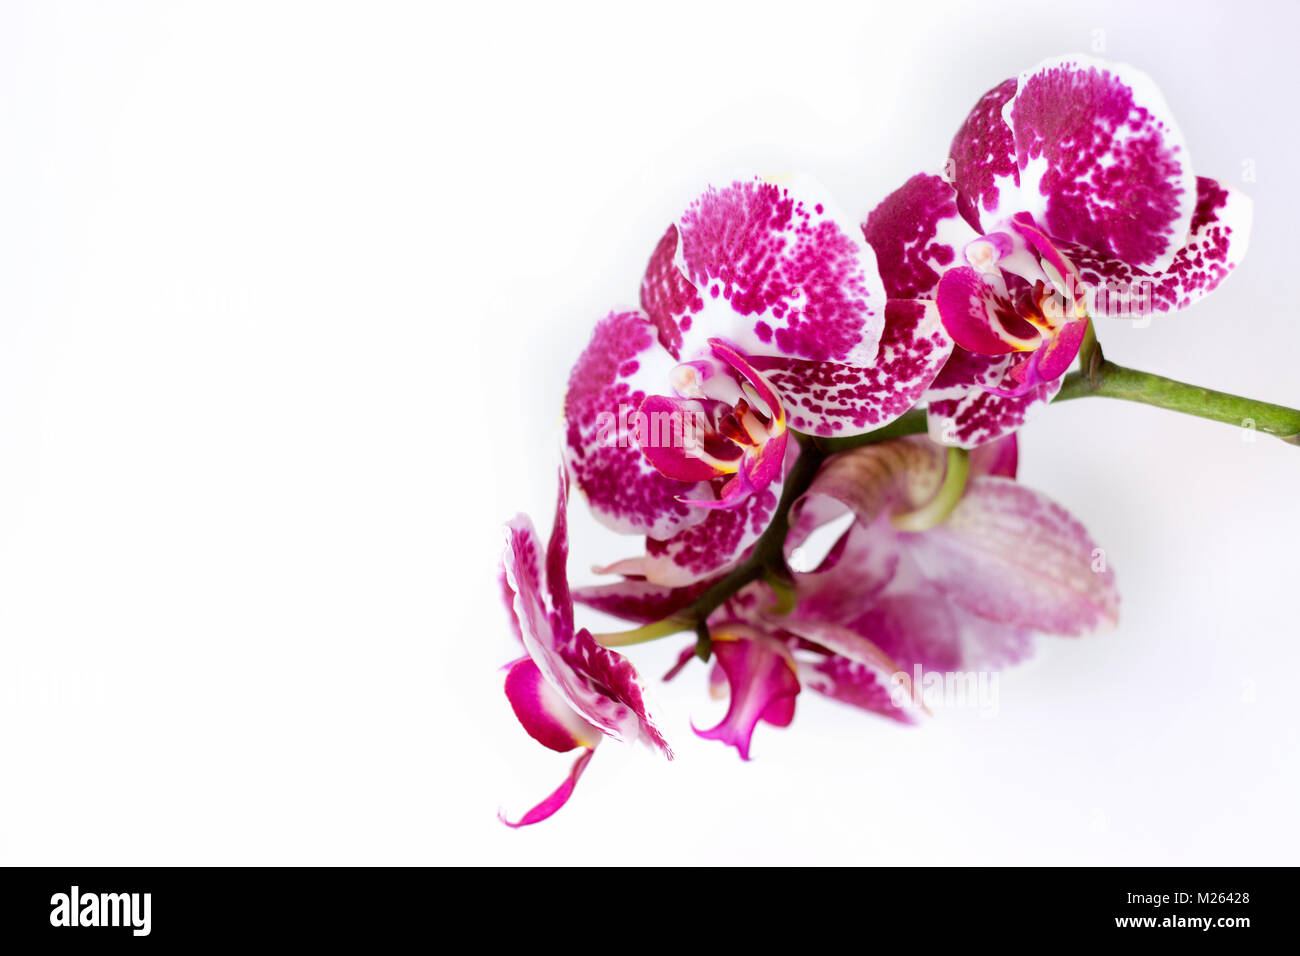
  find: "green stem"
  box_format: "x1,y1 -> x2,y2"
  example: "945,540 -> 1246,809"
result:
1055,363 -> 1300,443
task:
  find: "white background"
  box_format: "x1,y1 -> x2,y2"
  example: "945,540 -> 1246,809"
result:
1,0 -> 1296,865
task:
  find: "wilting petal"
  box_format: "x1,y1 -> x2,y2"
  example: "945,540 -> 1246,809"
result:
499,748 -> 596,829
862,172 -> 978,299
841,570 -> 1036,673
902,476 -> 1119,635
1006,54 -> 1195,274
501,484 -> 673,755
948,78 -> 1020,233
693,627 -> 801,760
796,437 -> 947,527
784,618 -> 918,723
572,576 -> 713,625
1064,177 -> 1253,317
925,349 -> 1063,448
564,310 -> 711,539
798,655 -> 915,723
649,177 -> 887,369
757,299 -> 953,436
787,518 -> 900,621
499,568 -> 524,645
504,657 -> 601,753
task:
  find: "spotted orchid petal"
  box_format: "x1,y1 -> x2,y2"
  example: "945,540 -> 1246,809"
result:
501,474 -> 672,755
948,78 -> 1021,233
692,626 -> 801,761
641,177 -> 947,439
643,176 -> 886,369
925,348 -> 1063,449
757,298 -> 954,436
603,440 -> 795,587
564,310 -> 712,540
571,576 -> 714,625
614,478 -> 782,587
1004,55 -> 1195,275
1063,177 -> 1253,318
862,172 -> 978,300
780,620 -> 917,724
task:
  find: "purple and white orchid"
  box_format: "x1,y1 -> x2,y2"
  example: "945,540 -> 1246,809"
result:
864,54 -> 1252,447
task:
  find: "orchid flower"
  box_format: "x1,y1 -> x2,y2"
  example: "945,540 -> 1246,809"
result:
499,471 -> 671,826
564,177 -> 954,585
863,54 -> 1252,447
781,435 -> 1118,677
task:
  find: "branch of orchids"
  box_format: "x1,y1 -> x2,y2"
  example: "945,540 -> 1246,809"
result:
593,349 -> 1300,653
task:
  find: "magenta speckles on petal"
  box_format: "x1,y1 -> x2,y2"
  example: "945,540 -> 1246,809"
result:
1008,55 -> 1194,273
669,178 -> 885,366
564,310 -> 710,540
572,577 -> 714,625
638,479 -> 781,586
501,479 -> 673,756
925,349 -> 1062,449
757,299 -> 953,435
949,78 -> 1019,233
1063,176 -> 1253,317
862,172 -> 977,300
641,225 -> 702,359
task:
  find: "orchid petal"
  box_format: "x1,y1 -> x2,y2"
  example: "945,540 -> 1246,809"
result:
693,627 -> 801,761
968,432 -> 1019,479
498,748 -> 596,829
564,310 -> 711,539
797,654 -> 916,723
862,172 -> 978,299
925,349 -> 1063,448
948,78 -> 1020,233
1005,54 -> 1195,274
935,266 -> 1040,355
504,657 -> 601,753
1064,177 -> 1253,317
648,177 -> 887,369
903,476 -> 1119,636
635,478 -> 782,586
572,577 -> 713,625
636,393 -> 743,483
501,478 -> 673,755
755,298 -> 954,436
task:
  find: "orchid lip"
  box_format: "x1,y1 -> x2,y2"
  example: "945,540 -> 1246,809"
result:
643,340 -> 789,511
